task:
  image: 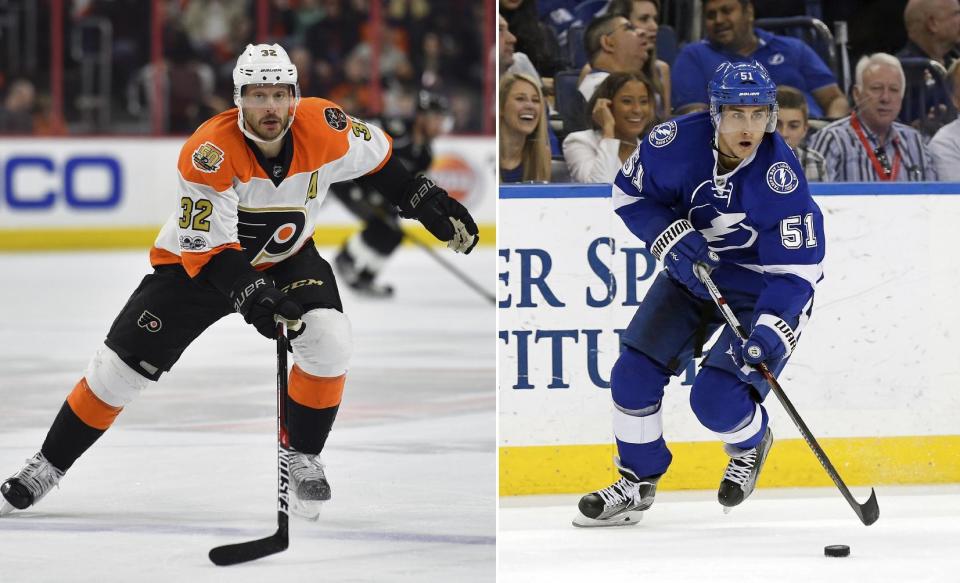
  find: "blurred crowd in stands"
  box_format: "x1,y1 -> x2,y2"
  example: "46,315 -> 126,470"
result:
499,0 -> 960,183
0,0 -> 488,135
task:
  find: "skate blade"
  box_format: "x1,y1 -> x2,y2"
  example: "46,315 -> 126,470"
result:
572,511 -> 643,528
290,497 -> 322,521
0,501 -> 16,517
722,506 -> 733,515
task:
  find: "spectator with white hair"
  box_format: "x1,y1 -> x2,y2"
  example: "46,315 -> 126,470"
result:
928,60 -> 960,180
808,53 -> 937,181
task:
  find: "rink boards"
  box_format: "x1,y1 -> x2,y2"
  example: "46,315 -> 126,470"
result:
498,182 -> 960,495
0,136 -> 495,250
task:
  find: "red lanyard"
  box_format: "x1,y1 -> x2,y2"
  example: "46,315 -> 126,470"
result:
850,112 -> 901,181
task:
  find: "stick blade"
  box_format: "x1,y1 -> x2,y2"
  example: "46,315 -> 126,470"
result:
856,488 -> 880,526
209,530 -> 288,566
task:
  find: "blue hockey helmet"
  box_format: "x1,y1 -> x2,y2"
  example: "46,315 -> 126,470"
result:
709,61 -> 778,133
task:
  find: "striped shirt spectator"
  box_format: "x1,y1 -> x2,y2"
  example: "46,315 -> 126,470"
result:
795,144 -> 827,182
808,116 -> 936,181
808,53 -> 938,182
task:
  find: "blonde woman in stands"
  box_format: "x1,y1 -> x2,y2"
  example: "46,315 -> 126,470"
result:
500,72 -> 552,183
563,72 -> 656,183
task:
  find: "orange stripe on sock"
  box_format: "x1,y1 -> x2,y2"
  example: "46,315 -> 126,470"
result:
289,365 -> 345,410
66,378 -> 123,430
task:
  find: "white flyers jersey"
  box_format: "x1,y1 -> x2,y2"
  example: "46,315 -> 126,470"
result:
150,97 -> 392,277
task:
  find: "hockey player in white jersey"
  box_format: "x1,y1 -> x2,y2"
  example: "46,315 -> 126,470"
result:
574,61 -> 824,526
1,44 -> 478,519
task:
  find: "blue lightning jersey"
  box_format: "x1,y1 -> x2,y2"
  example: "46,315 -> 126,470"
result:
613,111 -> 825,330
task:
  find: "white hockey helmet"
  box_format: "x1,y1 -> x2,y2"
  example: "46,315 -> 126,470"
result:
232,43 -> 301,143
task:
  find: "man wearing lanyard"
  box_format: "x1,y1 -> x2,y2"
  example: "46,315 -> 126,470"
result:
810,53 -> 938,182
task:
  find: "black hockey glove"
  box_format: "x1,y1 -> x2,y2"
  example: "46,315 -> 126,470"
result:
229,272 -> 304,339
398,175 -> 479,254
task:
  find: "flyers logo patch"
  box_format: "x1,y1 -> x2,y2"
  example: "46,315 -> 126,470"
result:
192,141 -> 225,173
137,310 -> 162,333
324,107 -> 348,131
237,207 -> 307,263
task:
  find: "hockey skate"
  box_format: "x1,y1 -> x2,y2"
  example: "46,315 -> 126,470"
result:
0,452 -> 65,516
718,427 -> 773,511
573,458 -> 660,527
288,450 -> 331,521
334,246 -> 395,298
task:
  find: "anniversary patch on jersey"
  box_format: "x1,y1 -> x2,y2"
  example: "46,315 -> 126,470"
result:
648,121 -> 678,148
192,141 -> 225,173
324,107 -> 348,131
179,234 -> 209,251
766,161 -> 799,194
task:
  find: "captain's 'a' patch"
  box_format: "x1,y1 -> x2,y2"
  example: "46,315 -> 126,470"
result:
324,107 -> 348,131
192,141 -> 225,173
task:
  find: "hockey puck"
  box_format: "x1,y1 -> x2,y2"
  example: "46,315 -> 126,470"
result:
824,545 -> 850,557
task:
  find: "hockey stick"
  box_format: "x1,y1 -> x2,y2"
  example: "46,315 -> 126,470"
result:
209,320 -> 296,566
694,264 -> 880,526
348,196 -> 496,305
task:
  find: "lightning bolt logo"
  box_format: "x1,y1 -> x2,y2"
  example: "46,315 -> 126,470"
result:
700,212 -> 747,242
690,207 -> 758,251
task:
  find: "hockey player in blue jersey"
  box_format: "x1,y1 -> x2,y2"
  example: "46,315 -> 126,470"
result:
574,61 -> 825,527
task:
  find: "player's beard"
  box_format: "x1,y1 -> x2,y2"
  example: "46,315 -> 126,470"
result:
245,111 -> 288,142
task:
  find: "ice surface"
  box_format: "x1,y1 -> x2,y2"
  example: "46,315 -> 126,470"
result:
499,485 -> 960,583
0,247 -> 495,582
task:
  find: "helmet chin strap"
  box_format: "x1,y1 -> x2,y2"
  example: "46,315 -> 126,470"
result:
712,130 -> 737,159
